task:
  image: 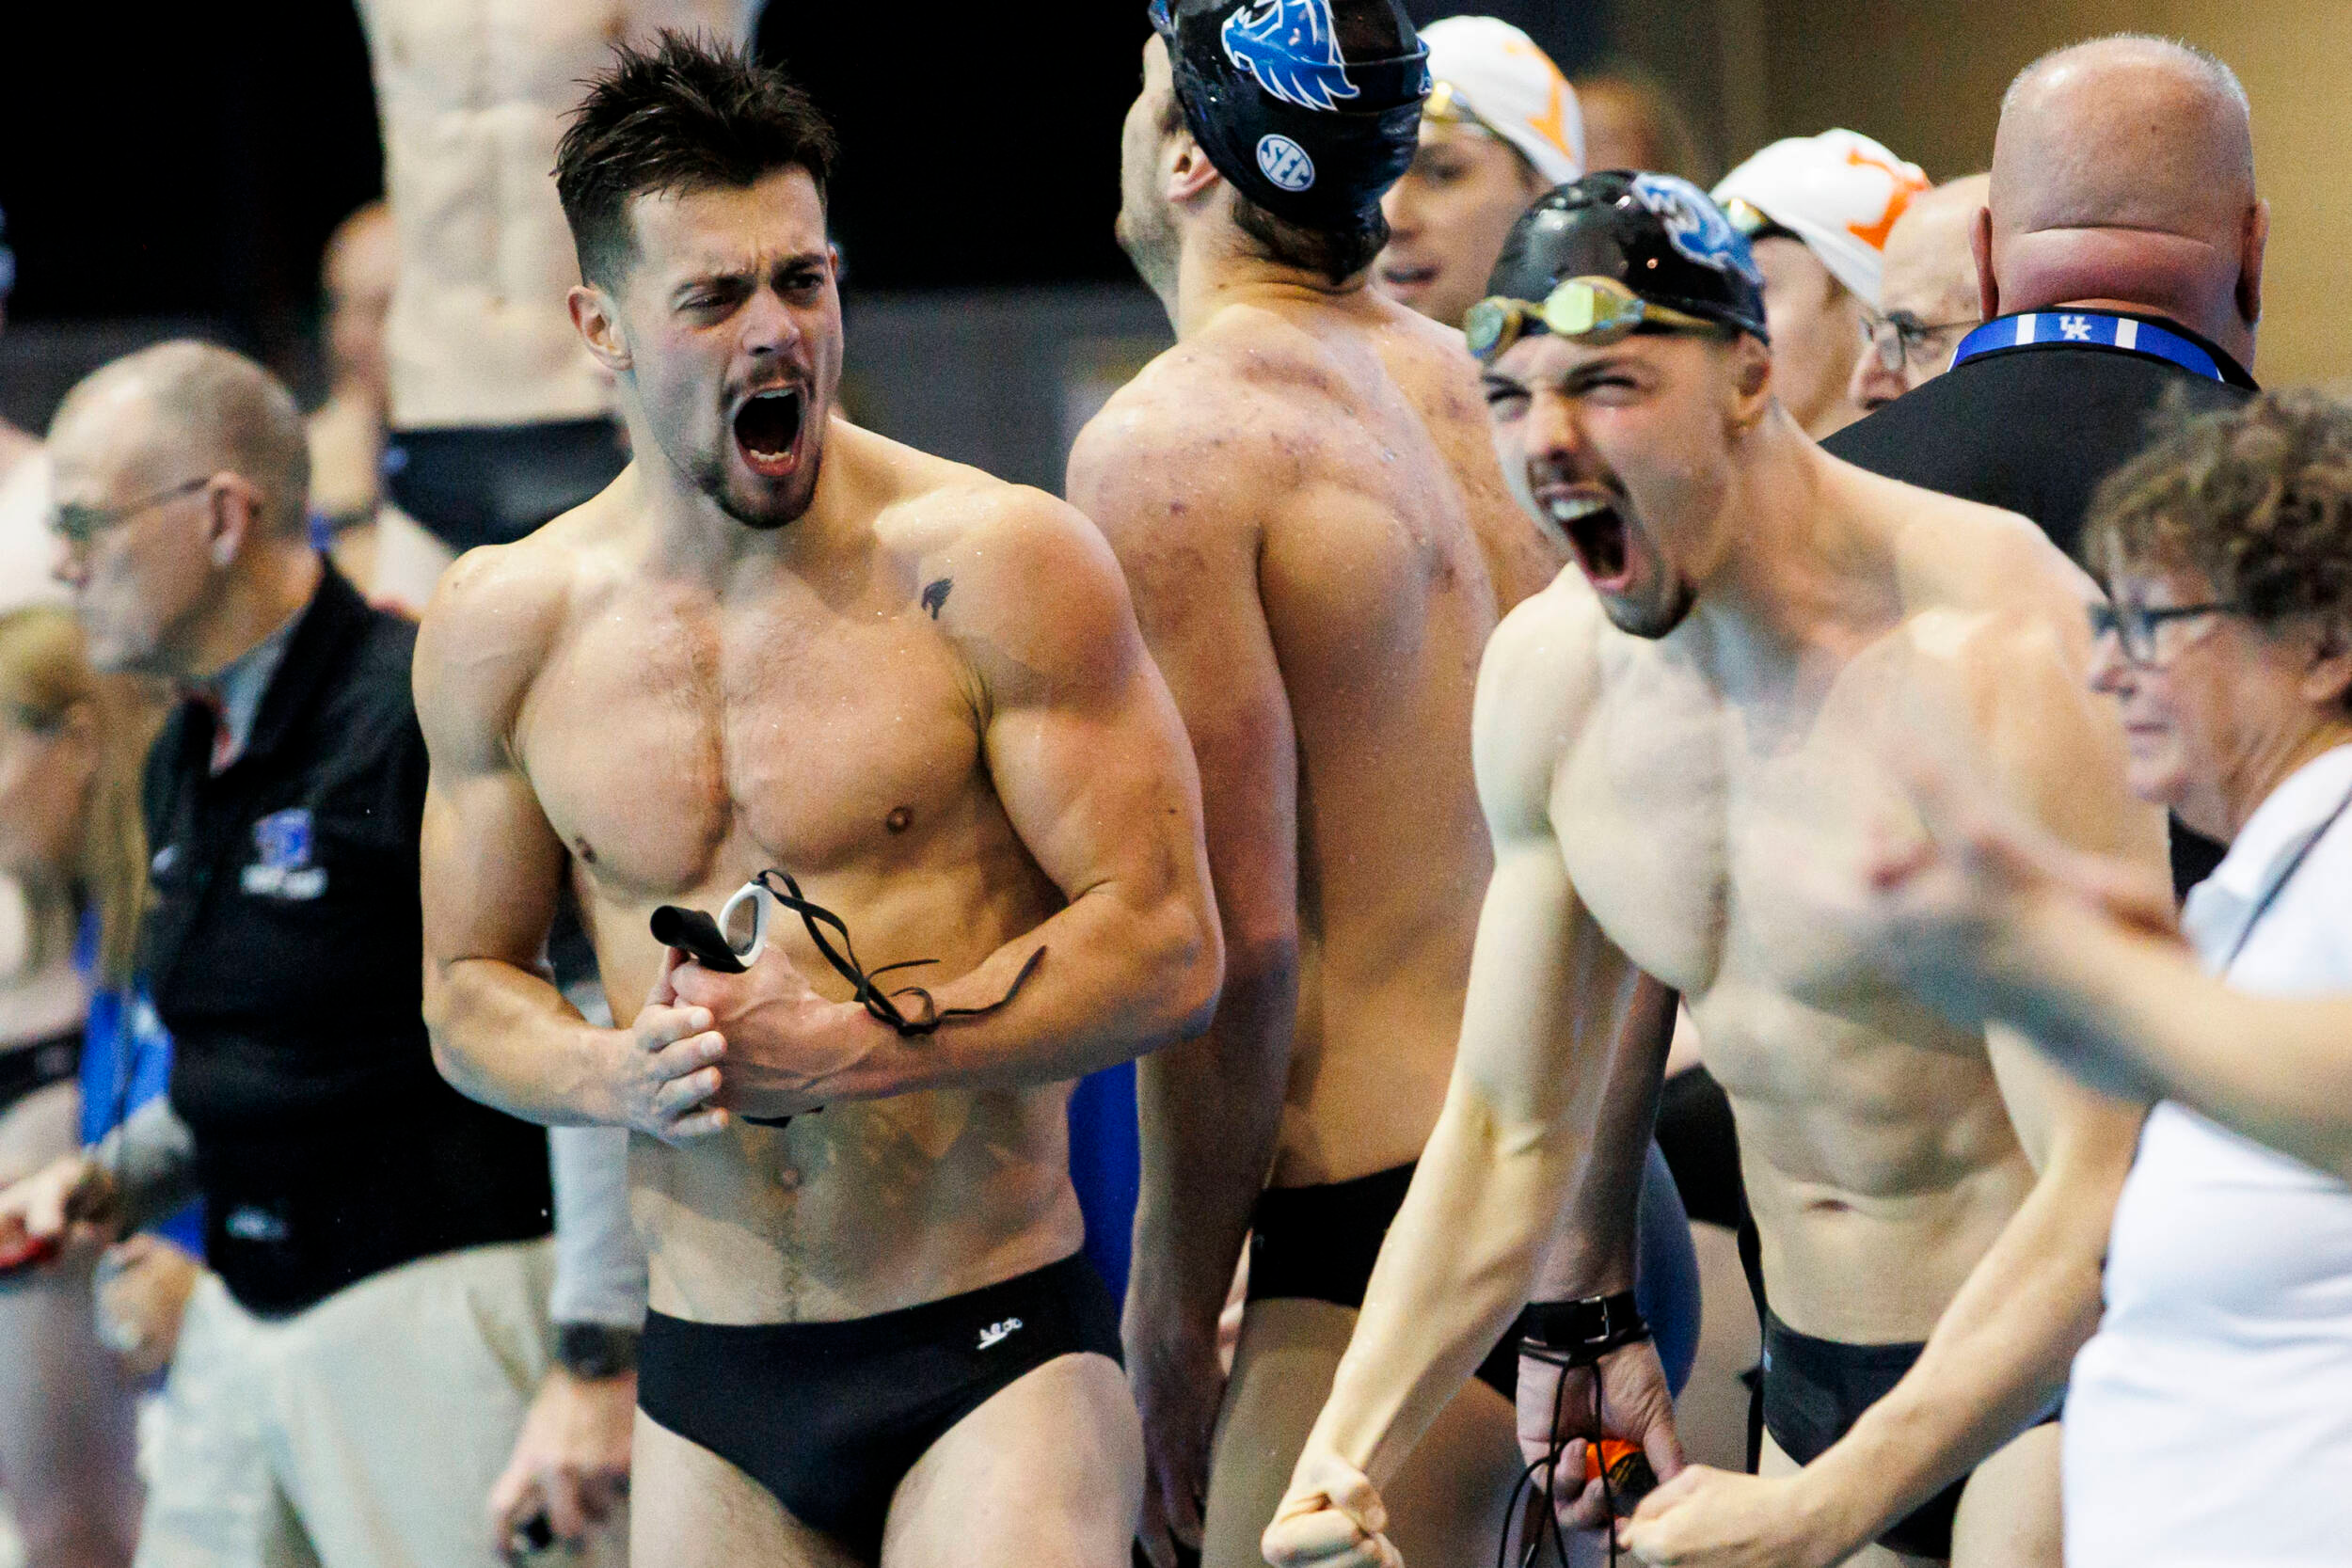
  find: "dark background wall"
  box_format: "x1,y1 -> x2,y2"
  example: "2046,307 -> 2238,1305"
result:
0,2 -> 1602,341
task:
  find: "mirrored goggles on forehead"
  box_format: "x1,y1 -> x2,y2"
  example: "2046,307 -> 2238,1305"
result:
1465,276 -> 1730,363
1722,197 -> 1802,245
1422,79 -> 1504,139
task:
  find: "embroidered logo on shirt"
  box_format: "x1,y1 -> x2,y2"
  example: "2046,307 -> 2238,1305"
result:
2059,314 -> 2095,341
241,809 -> 326,900
977,1317 -> 1025,1351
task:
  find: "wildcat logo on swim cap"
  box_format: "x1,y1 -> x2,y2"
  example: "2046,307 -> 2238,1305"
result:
1257,134 -> 1316,191
1221,0 -> 1361,113
1630,173 -> 1760,286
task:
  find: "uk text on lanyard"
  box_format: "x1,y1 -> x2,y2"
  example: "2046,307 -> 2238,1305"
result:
1949,313 -> 2225,381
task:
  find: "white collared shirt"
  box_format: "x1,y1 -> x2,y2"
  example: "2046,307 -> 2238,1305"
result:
2065,743 -> 2352,1567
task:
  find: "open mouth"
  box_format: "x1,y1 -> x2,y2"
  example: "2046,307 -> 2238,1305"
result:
1545,491 -> 1635,590
733,388 -> 805,480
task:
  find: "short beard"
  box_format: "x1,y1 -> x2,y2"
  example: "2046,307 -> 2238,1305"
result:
675,437 -> 822,531
1117,194 -> 1182,305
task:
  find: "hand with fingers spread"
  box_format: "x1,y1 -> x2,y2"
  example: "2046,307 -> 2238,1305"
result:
1519,1338 -> 1685,1536
0,1153 -> 123,1279
487,1366 -> 636,1561
1262,1449 -> 1403,1568
667,942 -> 875,1119
610,951 -> 733,1144
1615,1465 -> 1857,1568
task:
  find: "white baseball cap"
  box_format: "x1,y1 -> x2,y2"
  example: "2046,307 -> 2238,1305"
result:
1420,16 -> 1583,189
1711,130 -> 1929,308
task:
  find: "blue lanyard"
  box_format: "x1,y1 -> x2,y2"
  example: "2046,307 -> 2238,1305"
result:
1950,312 -> 2224,381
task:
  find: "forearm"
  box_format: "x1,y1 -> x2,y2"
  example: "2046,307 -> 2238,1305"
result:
818,882 -> 1218,1101
427,957 -> 628,1126
1997,908 -> 2352,1178
1532,974 -> 1676,1300
1804,1134 -> 2125,1541
1311,1084 -> 1570,1489
1130,953 -> 1295,1336
94,1097 -> 199,1232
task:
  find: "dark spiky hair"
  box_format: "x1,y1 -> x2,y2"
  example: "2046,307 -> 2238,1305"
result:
555,32 -> 839,291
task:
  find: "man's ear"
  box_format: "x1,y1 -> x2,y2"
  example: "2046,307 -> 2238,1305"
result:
2238,198 -> 2269,330
205,474 -> 257,570
569,283 -> 631,373
1167,131 -> 1220,209
1726,334 -> 1773,430
1972,205 -> 1999,323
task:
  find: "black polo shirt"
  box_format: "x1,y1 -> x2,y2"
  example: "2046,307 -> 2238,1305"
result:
143,564 -> 550,1316
1824,309 -> 2257,893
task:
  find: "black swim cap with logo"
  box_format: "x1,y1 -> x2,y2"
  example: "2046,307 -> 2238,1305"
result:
1487,172 -> 1771,343
1152,0 -> 1429,227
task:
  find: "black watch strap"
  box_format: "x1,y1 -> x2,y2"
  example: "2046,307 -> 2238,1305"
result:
1519,1291 -> 1650,1368
555,1322 -> 641,1381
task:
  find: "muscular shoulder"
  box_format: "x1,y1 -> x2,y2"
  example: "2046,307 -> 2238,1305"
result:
412,515 -> 586,764
1471,574 -> 1612,833
868,447 -> 1142,703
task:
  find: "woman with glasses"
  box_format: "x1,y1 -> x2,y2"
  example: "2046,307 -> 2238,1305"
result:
1871,388 -> 2352,1566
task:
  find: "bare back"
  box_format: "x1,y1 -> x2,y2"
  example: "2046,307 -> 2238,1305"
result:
1080,290 -> 1563,1185
1505,462 -> 2155,1339
432,423 -> 1111,1324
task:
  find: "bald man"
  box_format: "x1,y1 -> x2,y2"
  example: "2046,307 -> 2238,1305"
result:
1849,175 -> 1989,413
1826,32 -> 2261,895
2,341 -> 563,1568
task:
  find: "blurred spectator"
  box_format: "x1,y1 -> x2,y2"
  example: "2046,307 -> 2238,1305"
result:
1715,130 -> 1929,437
1375,16 -> 1582,330
306,202 -> 452,616
0,607 -> 154,1568
1571,57 -> 1711,182
1849,173 -> 1991,413
0,208 -> 63,615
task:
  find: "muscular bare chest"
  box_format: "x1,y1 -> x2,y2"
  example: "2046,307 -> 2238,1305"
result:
517,577 -> 982,902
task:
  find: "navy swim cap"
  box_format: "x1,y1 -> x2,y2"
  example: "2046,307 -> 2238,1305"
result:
1152,0 -> 1430,228
1488,172 -> 1769,342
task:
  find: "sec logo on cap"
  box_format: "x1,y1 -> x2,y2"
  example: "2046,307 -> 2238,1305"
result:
1257,134 -> 1317,193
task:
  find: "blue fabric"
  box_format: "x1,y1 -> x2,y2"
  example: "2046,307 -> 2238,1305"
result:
1951,311 -> 2223,382
1633,1140 -> 1700,1397
1067,1062 -> 1140,1304
74,912 -> 204,1255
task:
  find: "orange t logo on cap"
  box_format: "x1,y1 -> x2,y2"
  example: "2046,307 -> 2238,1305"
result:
1844,146 -> 1929,250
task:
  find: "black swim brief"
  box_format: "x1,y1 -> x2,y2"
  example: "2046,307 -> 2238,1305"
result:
383,419 -> 628,551
638,1252 -> 1121,1559
1248,1163 -> 1526,1402
0,1030 -> 79,1120
1760,1307 -> 2063,1560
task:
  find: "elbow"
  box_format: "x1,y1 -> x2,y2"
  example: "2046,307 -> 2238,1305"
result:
1157,895 -> 1227,1044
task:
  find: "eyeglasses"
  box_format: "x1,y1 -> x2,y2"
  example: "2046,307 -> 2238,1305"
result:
2089,599 -> 2241,665
1857,309 -> 1977,373
49,474 -> 215,548
1466,276 -> 1730,363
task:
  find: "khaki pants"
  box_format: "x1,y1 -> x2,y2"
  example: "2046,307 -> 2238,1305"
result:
134,1236 -> 607,1568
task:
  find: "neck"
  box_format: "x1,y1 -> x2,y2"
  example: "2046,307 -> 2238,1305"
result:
1994,228 -> 2256,369
622,414 -> 864,588
2216,715 -> 2352,841
0,868 -> 77,988
1170,217 -> 1368,341
183,543 -> 323,682
1686,413 -> 1894,668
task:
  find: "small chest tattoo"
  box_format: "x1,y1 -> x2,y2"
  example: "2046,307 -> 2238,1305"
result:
921,578 -> 952,619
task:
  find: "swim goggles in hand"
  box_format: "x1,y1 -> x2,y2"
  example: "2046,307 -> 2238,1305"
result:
1465,275 -> 1730,363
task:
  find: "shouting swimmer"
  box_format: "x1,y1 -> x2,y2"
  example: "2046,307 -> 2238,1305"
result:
1263,176 -> 2163,1568
417,37 -> 1221,1568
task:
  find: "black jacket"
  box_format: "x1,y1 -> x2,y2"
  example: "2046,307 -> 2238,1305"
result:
1823,311 -> 2256,894
144,565 -> 549,1316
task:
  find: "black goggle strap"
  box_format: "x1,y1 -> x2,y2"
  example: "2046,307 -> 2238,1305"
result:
1499,1332 -> 1650,1568
749,869 -> 1045,1037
